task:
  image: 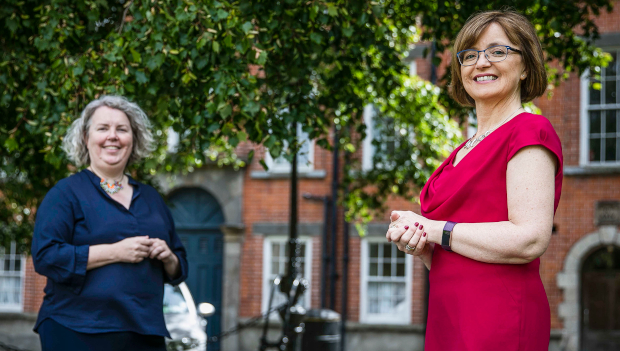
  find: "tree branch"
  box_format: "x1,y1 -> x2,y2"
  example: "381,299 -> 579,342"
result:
118,1 -> 134,34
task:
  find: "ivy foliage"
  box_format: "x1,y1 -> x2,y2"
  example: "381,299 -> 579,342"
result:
0,0 -> 614,251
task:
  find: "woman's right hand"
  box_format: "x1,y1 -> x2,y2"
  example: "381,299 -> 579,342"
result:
112,236 -> 152,263
388,211 -> 434,269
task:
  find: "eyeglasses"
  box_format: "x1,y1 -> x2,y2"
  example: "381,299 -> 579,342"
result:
456,45 -> 522,66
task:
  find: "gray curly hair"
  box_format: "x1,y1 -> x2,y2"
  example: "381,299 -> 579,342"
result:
62,95 -> 155,167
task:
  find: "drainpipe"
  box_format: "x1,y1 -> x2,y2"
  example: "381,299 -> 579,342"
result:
340,168 -> 350,351
330,126 -> 340,310
430,41 -> 437,85
302,193 -> 331,309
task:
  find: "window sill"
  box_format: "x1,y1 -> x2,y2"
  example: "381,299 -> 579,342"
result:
250,169 -> 326,179
564,165 -> 620,176
350,322 -> 425,332
253,222 -> 323,236
0,312 -> 34,321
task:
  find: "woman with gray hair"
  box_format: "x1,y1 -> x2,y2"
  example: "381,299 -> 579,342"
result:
31,95 -> 188,351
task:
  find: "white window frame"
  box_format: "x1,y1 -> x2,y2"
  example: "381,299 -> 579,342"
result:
362,104 -> 376,172
261,236 -> 313,316
409,61 -> 417,77
265,124 -> 315,173
362,105 -> 402,172
363,62 -> 418,172
359,237 -> 412,325
0,242 -> 25,312
580,48 -> 620,167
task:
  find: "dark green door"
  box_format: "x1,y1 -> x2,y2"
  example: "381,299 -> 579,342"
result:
581,246 -> 620,351
169,188 -> 224,351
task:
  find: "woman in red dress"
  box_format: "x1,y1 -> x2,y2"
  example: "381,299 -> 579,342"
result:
386,10 -> 562,351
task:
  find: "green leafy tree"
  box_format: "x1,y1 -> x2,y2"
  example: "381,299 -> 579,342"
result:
0,0 -> 613,252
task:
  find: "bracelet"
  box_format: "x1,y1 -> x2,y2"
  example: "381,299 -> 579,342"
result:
441,221 -> 457,252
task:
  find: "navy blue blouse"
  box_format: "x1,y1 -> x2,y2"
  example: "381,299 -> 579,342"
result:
32,169 -> 188,337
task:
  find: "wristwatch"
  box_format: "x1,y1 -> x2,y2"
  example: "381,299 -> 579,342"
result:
441,221 -> 457,252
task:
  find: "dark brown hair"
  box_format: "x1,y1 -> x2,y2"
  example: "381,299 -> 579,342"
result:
449,10 -> 547,106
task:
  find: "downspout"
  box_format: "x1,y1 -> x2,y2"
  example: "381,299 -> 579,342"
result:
330,126 -> 339,310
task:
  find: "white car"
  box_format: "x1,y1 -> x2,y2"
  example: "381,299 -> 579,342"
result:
163,283 -> 215,351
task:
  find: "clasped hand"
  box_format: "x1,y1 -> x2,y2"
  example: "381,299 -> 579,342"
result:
114,236 -> 174,264
386,210 -> 432,257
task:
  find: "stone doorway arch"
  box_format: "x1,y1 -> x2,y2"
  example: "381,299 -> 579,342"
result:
557,225 -> 620,351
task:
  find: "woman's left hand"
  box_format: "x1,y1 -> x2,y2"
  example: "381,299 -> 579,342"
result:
386,210 -> 427,243
148,238 -> 181,278
148,238 -> 175,262
387,211 -> 435,255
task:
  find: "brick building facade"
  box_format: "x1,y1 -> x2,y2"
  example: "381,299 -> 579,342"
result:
3,4 -> 620,351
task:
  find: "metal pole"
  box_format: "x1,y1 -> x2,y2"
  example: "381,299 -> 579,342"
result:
340,150 -> 350,351
286,123 -> 299,291
303,193 -> 331,309
330,126 -> 339,310
321,196 -> 330,309
281,121 -> 301,351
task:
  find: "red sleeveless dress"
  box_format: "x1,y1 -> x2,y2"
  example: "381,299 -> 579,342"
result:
420,113 -> 563,351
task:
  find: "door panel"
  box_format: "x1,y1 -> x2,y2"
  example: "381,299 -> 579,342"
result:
581,247 -> 620,351
170,188 -> 224,351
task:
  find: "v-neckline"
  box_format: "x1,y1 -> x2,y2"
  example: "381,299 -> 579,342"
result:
84,169 -> 137,211
450,112 -> 525,168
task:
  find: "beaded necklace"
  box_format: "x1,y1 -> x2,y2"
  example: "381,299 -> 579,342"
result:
89,168 -> 124,195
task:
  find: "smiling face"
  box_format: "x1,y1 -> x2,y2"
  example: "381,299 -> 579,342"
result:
460,23 -> 526,105
86,106 -> 133,172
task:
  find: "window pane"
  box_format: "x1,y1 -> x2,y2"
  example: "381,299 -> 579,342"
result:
298,139 -> 311,167
369,262 -> 378,276
396,262 -> 405,277
590,138 -> 601,162
0,249 -> 23,308
265,240 -> 310,310
367,282 -> 406,315
394,284 -> 406,303
271,258 -> 279,275
396,249 -> 405,258
369,298 -> 379,313
382,244 -> 392,259
369,244 -> 378,258
590,81 -> 601,105
298,245 -> 306,258
605,138 -> 617,162
590,111 -> 602,135
382,262 -> 392,277
605,110 -> 617,134
379,283 -> 391,300
605,52 -> 617,78
270,124 -> 313,170
368,282 -> 378,297
605,80 -> 617,104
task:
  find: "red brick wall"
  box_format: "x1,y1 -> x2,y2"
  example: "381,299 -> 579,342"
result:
543,176 -> 620,329
593,1 -> 620,32
240,143 -> 334,317
22,258 -> 45,313
535,1 -> 620,330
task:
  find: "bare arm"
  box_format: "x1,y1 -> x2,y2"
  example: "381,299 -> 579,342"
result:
390,145 -> 557,265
